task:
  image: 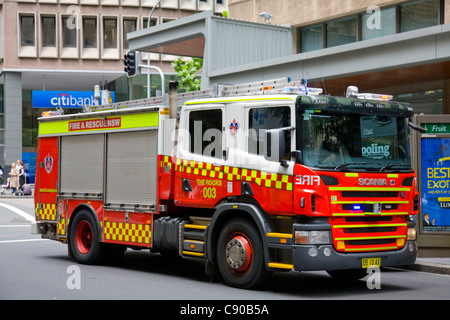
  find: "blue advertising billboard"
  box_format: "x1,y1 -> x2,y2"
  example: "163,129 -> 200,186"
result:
421,136 -> 450,232
32,90 -> 115,108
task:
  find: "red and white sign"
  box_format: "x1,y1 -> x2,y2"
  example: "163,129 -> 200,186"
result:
68,117 -> 121,131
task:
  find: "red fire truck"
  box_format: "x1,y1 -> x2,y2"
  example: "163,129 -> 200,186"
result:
32,78 -> 421,288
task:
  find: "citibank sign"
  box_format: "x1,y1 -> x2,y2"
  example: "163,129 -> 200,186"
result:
32,90 -> 115,108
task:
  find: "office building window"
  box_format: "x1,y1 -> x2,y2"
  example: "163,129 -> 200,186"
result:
326,16 -> 357,48
62,17 -> 77,48
83,17 -> 97,48
362,6 -> 396,40
123,19 -> 137,49
143,17 -> 157,29
42,17 -> 56,47
298,0 -> 443,53
103,18 -> 117,49
400,0 -> 441,33
300,24 -> 323,53
20,16 -> 35,46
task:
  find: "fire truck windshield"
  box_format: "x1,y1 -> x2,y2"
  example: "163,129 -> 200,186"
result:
301,110 -> 412,171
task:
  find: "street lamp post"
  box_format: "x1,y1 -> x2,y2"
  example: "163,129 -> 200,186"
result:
146,0 -> 164,98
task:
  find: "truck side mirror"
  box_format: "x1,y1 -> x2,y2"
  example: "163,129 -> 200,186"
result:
265,129 -> 286,164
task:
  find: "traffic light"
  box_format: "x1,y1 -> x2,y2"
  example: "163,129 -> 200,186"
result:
123,50 -> 140,77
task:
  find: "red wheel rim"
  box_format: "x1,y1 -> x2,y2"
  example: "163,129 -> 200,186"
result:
225,234 -> 253,272
75,220 -> 93,254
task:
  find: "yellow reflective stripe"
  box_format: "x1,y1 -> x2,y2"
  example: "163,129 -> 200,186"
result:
267,232 -> 293,239
330,200 -> 409,204
183,251 -> 205,257
185,96 -> 295,105
335,235 -> 406,241
268,262 -> 294,269
184,224 -> 207,230
345,173 -> 359,177
332,212 -> 409,217
39,112 -> 158,136
328,187 -> 410,192
332,223 -> 407,228
344,246 -> 398,252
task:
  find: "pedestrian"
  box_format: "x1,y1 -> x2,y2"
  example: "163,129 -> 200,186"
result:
17,160 -> 25,189
1,177 -> 10,194
8,162 -> 19,194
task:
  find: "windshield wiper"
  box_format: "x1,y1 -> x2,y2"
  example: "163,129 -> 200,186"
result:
379,164 -> 411,172
334,162 -> 368,171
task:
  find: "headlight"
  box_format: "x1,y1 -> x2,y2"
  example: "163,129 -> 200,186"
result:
295,230 -> 331,245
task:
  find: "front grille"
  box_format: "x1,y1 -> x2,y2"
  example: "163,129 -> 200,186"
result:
341,191 -> 398,198
326,173 -> 413,253
331,216 -> 408,252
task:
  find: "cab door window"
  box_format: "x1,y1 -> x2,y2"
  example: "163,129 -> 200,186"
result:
248,106 -> 291,160
189,109 -> 223,159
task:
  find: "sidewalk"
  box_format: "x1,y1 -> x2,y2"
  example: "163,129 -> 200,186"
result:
404,257 -> 450,275
0,184 -> 34,198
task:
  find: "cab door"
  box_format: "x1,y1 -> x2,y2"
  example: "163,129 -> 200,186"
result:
175,105 -> 225,208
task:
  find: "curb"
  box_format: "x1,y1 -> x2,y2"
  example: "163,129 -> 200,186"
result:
399,262 -> 450,275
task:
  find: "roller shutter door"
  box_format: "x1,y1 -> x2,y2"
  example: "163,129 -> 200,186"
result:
60,134 -> 104,194
106,130 -> 157,207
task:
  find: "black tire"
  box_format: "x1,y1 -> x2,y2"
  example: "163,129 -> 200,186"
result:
216,218 -> 272,289
326,268 -> 368,281
69,210 -> 106,265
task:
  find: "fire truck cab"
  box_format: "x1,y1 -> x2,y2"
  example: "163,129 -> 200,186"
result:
33,78 -> 420,289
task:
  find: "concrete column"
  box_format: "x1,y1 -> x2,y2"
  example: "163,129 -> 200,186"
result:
4,72 -> 23,167
446,0 -> 450,24
444,79 -> 450,115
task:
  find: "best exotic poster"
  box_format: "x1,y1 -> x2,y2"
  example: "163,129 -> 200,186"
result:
421,137 -> 450,232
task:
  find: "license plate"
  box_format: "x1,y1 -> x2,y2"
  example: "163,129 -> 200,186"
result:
362,257 -> 381,268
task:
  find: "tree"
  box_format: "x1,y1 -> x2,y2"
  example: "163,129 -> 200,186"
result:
171,57 -> 203,92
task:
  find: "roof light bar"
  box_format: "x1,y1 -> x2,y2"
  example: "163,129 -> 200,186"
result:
346,86 -> 393,101
356,93 -> 393,101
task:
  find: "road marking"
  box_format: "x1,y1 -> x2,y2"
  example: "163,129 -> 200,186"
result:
0,239 -> 49,244
0,202 -> 35,222
0,225 -> 30,228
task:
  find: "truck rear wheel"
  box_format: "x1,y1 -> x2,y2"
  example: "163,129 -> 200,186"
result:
216,218 -> 271,289
69,210 -> 105,265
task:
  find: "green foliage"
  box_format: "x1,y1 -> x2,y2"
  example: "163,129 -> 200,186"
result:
171,57 -> 203,92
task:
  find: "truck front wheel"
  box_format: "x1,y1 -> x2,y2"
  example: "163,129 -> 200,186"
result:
69,210 -> 105,264
216,218 -> 271,289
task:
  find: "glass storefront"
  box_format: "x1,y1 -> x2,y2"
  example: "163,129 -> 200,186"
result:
20,72 -> 184,152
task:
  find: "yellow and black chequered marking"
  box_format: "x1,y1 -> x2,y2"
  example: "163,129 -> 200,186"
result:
104,221 -> 151,245
57,218 -> 69,236
176,159 -> 223,179
160,155 -> 173,171
175,158 -> 293,191
241,169 -> 293,191
224,166 -> 241,181
35,203 -> 57,221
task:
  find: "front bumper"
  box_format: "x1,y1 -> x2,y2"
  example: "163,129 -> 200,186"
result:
292,241 -> 417,271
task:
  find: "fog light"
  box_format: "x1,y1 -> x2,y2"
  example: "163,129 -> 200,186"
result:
409,242 -> 415,252
323,247 -> 331,257
407,228 -> 417,241
308,247 -> 318,257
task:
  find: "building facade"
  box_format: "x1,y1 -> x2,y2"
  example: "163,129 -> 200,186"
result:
229,0 -> 450,115
0,0 -> 228,170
